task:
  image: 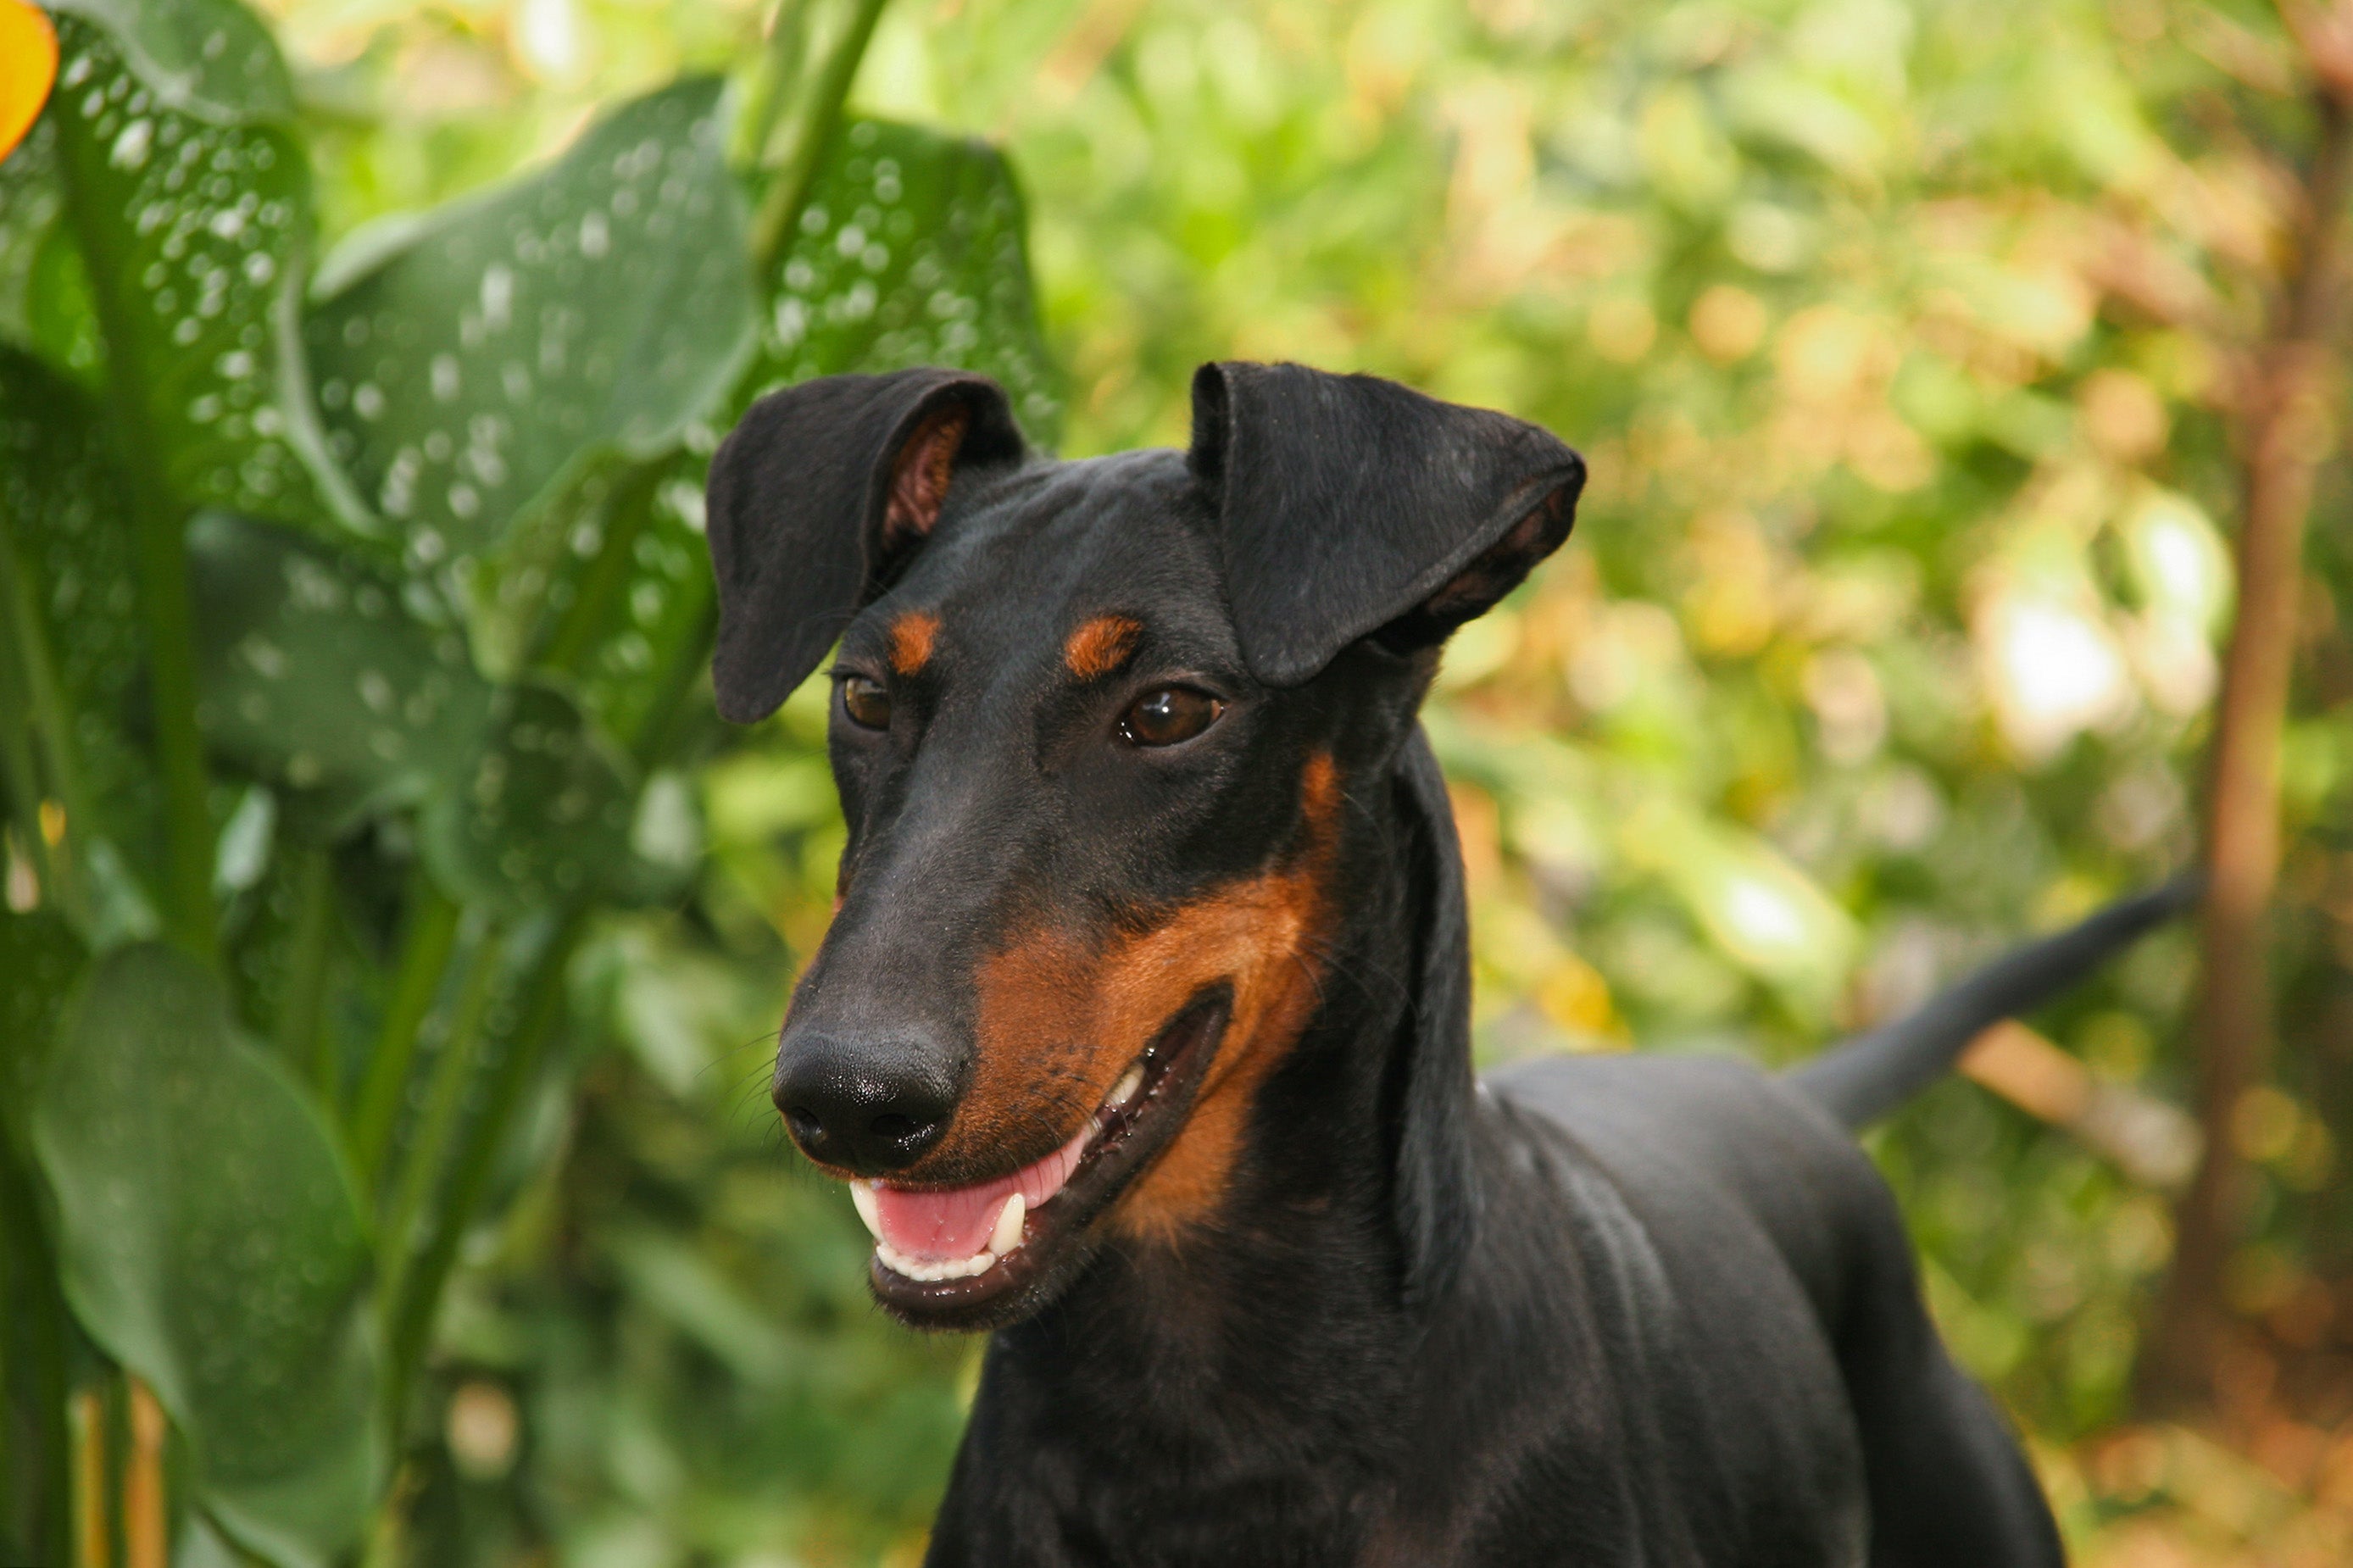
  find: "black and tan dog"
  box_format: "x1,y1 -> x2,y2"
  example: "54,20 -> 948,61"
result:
704,363 -> 2185,1566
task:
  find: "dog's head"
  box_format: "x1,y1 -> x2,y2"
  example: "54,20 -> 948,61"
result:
708,362 -> 1583,1327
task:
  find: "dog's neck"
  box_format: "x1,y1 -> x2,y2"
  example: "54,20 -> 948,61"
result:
973,724 -> 1478,1496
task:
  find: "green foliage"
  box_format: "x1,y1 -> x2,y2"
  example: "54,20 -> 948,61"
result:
34,943 -> 379,1568
306,78 -> 754,562
0,346 -> 148,904
0,0 -> 1058,1562
43,2 -> 337,527
189,512 -> 491,807
421,681 -> 636,911
760,116 -> 1064,443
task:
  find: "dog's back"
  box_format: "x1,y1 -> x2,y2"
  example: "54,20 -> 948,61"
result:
1472,1054 -> 2059,1566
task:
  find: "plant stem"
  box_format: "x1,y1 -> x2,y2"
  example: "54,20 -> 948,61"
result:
534,462 -> 664,676
384,907 -> 587,1428
2139,82 -> 2353,1412
748,0 -> 892,275
274,843 -> 339,1096
733,0 -> 816,169
376,926 -> 506,1318
125,488 -> 215,963
0,499 -> 92,929
626,593 -> 717,770
123,1381 -> 164,1568
0,576 -> 49,907
68,1387 -> 103,1568
350,881 -> 463,1184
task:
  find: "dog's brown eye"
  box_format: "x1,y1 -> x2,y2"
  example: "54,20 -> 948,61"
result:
1121,687 -> 1222,747
841,675 -> 892,730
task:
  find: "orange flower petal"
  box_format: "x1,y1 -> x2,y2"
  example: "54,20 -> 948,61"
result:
0,0 -> 60,164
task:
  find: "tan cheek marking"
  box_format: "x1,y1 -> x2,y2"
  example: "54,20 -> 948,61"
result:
944,751 -> 1346,1234
1110,751 -> 1342,1240
888,610 -> 940,676
1100,866 -> 1329,1243
932,753 -> 1343,1225
1064,614 -> 1143,681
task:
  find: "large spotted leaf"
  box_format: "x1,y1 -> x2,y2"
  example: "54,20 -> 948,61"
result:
421,681 -> 636,915
47,0 -> 296,122
41,0 -> 351,528
304,78 -> 754,572
2,0 -> 298,386
189,511 -> 492,807
754,117 -> 1062,445
32,942 -> 380,1568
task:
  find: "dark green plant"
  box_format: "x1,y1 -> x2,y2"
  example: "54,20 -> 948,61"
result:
0,1 -> 1056,1562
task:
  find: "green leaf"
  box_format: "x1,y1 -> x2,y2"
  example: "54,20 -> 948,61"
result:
422,681 -> 636,914
44,4 -> 351,530
520,448 -> 715,742
32,942 -> 381,1568
0,121 -> 64,347
304,77 -> 755,564
758,117 -> 1063,446
189,511 -> 492,806
47,0 -> 298,123
0,344 -> 154,868
0,120 -> 107,388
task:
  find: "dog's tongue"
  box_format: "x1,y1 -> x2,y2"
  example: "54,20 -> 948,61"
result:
872,1126 -> 1092,1261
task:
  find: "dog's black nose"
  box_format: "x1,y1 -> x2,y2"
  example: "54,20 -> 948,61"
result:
771,1031 -> 959,1174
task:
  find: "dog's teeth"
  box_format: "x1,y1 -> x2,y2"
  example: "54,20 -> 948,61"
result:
990,1192 -> 1026,1255
876,1239 -> 999,1283
1108,1065 -> 1144,1109
848,1180 -> 882,1240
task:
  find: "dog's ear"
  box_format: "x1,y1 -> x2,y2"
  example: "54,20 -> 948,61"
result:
706,369 -> 1026,722
1187,361 -> 1585,687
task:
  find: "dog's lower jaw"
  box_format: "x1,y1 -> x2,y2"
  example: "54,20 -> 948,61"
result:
856,991 -> 1235,1332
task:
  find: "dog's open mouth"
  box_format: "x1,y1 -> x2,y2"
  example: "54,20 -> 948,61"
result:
844,991 -> 1231,1324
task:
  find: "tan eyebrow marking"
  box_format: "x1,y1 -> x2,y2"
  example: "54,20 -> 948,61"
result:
889,610 -> 941,676
1064,614 -> 1143,681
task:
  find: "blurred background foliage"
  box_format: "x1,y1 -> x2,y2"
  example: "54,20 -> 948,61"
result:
4,0 -> 2353,1565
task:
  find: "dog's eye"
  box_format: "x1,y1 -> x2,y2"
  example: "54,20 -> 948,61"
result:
1120,687 -> 1223,747
840,675 -> 893,730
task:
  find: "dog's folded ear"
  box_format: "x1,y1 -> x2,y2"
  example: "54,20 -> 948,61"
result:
1187,361 -> 1585,687
706,370 -> 1026,722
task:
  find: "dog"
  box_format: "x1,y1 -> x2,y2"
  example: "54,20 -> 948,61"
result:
704,362 -> 2187,1565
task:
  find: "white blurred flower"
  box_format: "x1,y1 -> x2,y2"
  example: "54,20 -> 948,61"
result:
515,0 -> 589,85
1977,590 -> 2133,761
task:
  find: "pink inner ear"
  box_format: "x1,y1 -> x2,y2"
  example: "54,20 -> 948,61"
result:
1422,485 -> 1570,620
882,404 -> 972,552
